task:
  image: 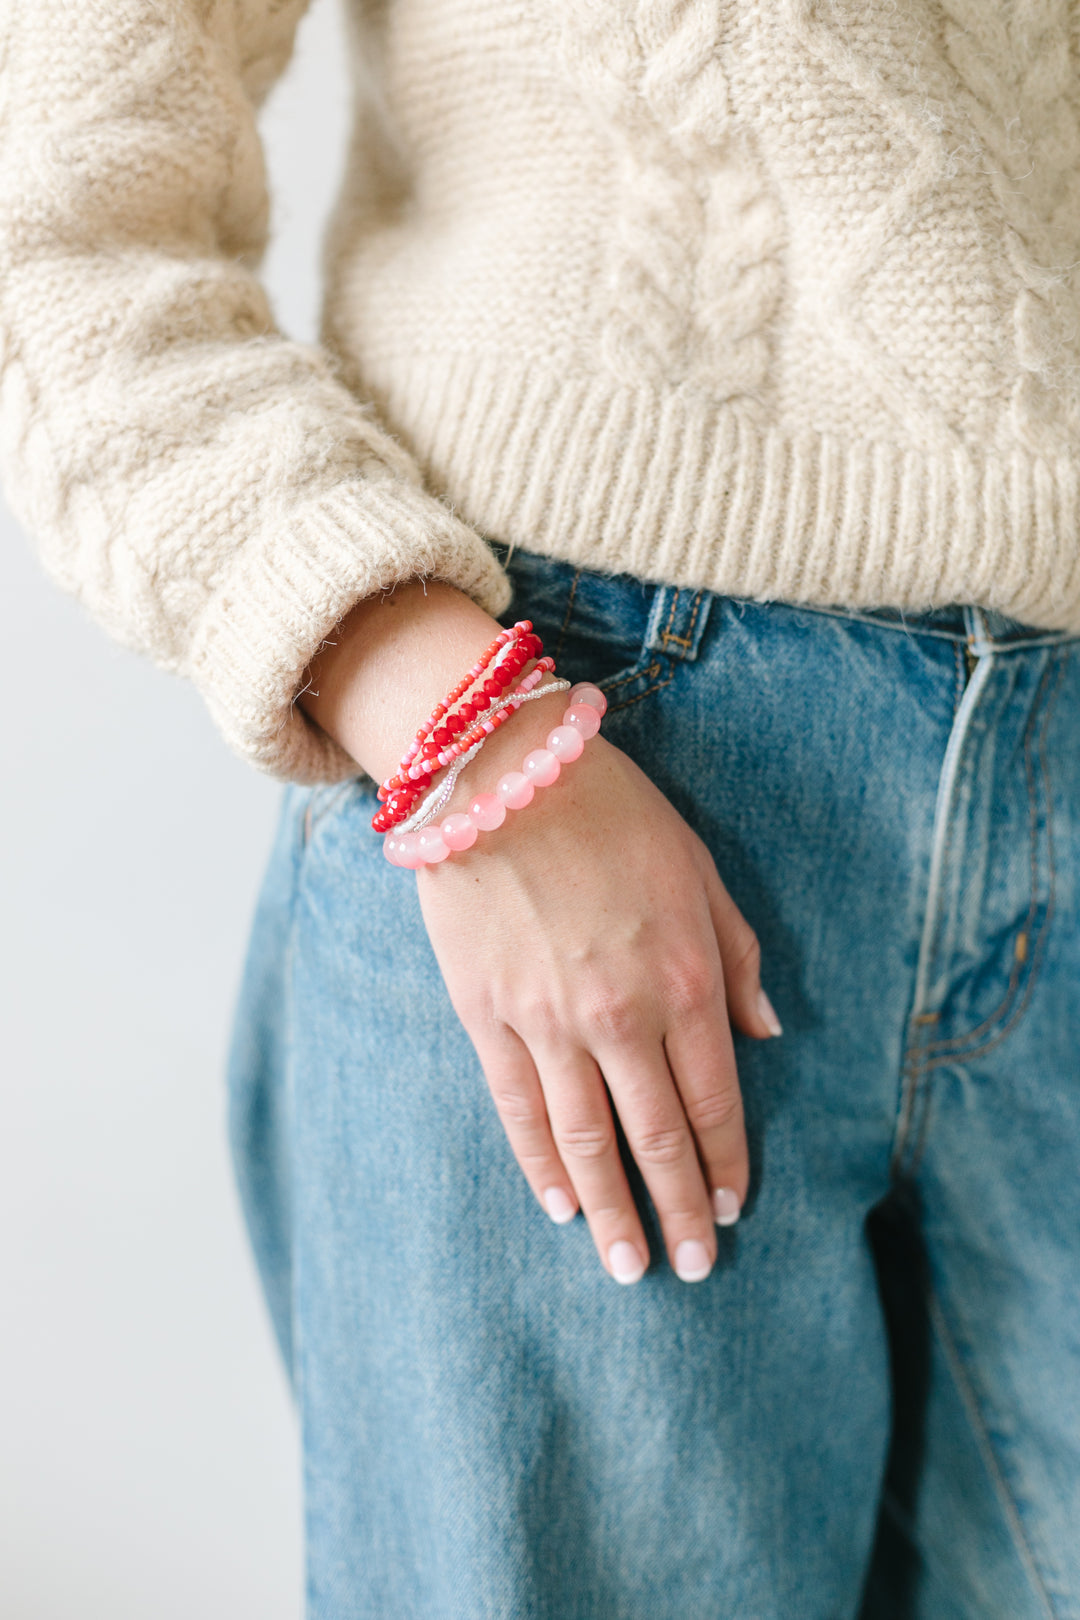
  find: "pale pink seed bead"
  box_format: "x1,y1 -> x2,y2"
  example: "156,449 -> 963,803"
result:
441,812 -> 478,851
395,832 -> 425,870
563,702 -> 602,740
417,826 -> 451,864
546,724 -> 585,762
567,682 -> 607,716
497,771 -> 535,810
523,748 -> 561,787
469,792 -> 507,832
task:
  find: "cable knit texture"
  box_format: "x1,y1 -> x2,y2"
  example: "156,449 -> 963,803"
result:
3,0 -> 1080,780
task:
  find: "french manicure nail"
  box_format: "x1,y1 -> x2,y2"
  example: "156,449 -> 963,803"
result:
543,1187 -> 577,1224
608,1240 -> 646,1285
674,1239 -> 712,1283
713,1187 -> 741,1227
757,988 -> 783,1037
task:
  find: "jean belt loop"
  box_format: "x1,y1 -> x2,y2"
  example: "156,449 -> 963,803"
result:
644,585 -> 713,662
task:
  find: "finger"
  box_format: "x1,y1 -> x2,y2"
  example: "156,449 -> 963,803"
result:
595,1041 -> 717,1282
663,1010 -> 749,1227
470,1021 -> 580,1225
535,1045 -> 651,1284
704,866 -> 782,1040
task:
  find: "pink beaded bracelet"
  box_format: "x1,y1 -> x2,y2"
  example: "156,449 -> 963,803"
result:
383,683 -> 607,868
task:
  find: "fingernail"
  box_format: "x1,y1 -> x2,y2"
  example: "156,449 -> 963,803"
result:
608,1240 -> 646,1285
543,1187 -> 577,1224
757,988 -> 783,1037
674,1239 -> 712,1283
712,1187 -> 741,1227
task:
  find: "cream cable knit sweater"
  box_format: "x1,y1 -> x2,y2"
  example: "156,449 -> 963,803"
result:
3,1 -> 1080,782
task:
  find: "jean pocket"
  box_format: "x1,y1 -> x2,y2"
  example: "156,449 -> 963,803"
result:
498,548 -> 658,698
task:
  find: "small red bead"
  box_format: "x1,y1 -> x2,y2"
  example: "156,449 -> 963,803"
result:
482,678 -> 501,698
473,693 -> 491,711
457,702 -> 476,723
432,725 -> 452,747
445,713 -> 465,735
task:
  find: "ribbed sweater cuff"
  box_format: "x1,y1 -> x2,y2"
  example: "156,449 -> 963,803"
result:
186,479 -> 512,784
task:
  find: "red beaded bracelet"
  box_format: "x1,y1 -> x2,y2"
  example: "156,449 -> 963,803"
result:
371,621 -> 545,833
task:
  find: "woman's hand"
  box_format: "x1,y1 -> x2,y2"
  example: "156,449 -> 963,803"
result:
301,580 -> 780,1283
416,709 -> 779,1285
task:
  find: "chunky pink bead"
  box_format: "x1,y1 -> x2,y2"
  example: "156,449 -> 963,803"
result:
546,724 -> 585,762
563,702 -> 602,739
417,826 -> 451,864
441,812 -> 478,851
468,792 -> 507,832
394,832 -> 425,870
523,748 -> 561,787
383,835 -> 404,866
567,682 -> 607,716
497,770 -> 535,810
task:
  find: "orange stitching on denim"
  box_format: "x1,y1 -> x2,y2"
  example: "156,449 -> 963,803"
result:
605,662 -> 677,713
657,588 -> 681,649
911,650 -> 1067,1075
601,660 -> 662,696
905,650 -> 1067,1072
660,589 -> 705,651
552,569 -> 582,665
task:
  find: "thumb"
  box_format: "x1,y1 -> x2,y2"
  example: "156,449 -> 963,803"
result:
704,866 -> 782,1041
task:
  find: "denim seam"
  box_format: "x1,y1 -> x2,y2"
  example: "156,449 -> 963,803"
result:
912,651 -> 1065,1067
605,658 -> 678,713
552,567 -> 583,666
660,588 -> 681,647
952,642 -> 965,720
926,1287 -> 1064,1620
893,649 -> 997,1170
600,659 -> 663,695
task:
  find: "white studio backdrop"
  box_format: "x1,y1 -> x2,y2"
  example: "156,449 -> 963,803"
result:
0,4 -> 351,1614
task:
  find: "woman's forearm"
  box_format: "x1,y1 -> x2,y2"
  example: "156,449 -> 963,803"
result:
299,580 -> 513,784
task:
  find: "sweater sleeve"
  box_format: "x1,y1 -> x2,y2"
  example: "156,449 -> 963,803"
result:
0,0 -> 511,782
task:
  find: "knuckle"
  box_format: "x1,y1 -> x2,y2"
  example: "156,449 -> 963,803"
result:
661,956 -> 717,1017
685,1086 -> 743,1137
631,1122 -> 690,1167
489,1084 -> 540,1128
556,1121 -> 617,1162
512,997 -> 561,1042
581,989 -> 643,1045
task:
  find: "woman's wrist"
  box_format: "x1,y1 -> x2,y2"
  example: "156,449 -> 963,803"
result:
298,580 -> 508,783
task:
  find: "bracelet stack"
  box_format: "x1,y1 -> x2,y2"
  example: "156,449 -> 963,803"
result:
371,620 -> 547,834
376,616 -> 606,867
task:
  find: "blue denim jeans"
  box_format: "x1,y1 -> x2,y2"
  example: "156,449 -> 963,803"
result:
228,547 -> 1080,1619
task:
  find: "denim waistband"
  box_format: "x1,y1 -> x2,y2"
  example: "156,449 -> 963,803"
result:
492,543 -> 1075,654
